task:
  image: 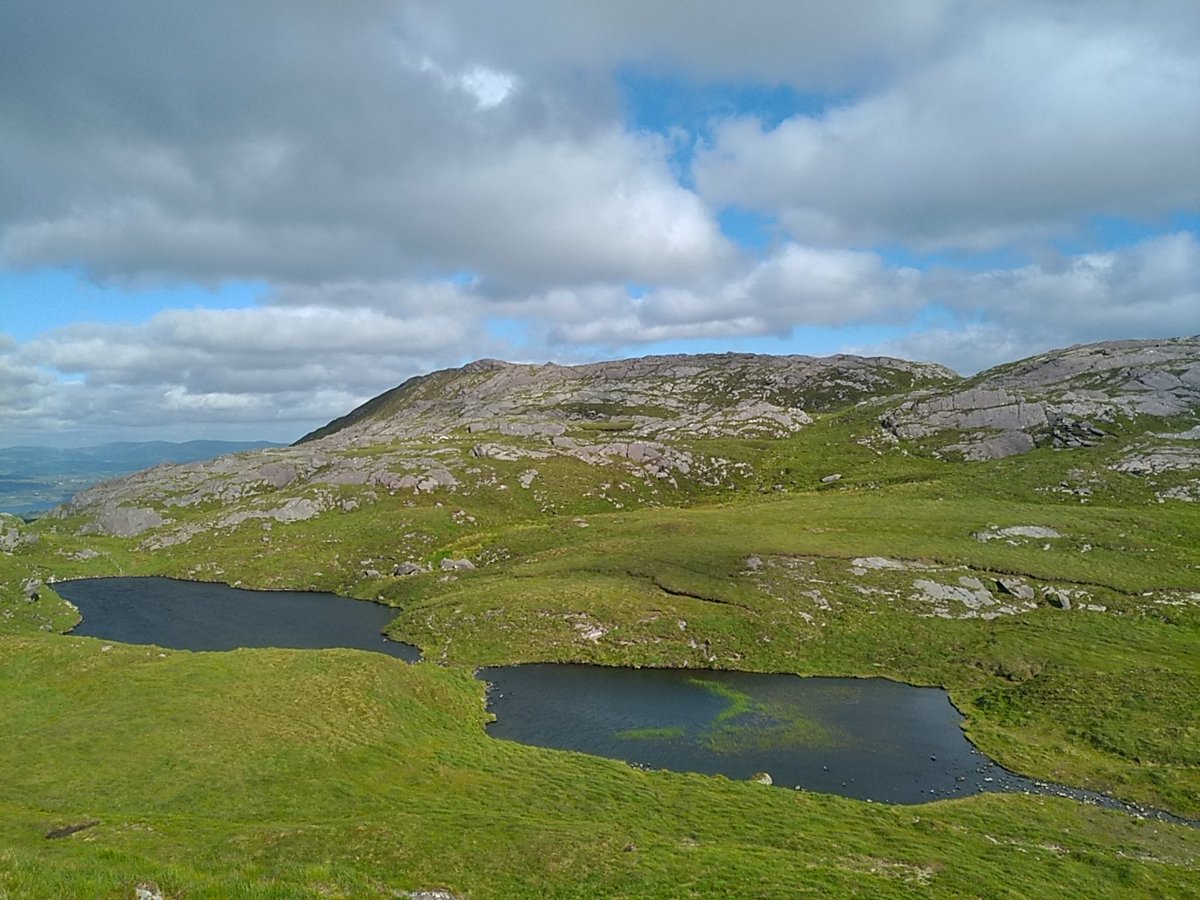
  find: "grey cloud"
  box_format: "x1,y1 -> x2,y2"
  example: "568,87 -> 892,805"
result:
409,1 -> 957,88
0,1 -> 729,290
941,232 -> 1200,340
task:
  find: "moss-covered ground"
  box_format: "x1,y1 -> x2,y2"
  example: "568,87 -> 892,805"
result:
1,405 -> 1197,896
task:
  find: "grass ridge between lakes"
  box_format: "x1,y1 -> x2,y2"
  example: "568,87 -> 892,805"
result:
1,384 -> 1198,896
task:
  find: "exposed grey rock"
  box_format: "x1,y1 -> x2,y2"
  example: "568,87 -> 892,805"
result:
80,506 -> 166,538
851,557 -> 930,571
943,430 -> 1035,461
393,562 -> 426,576
21,578 -> 41,602
43,340 -> 1198,549
973,525 -> 1061,542
256,462 -> 298,488
439,558 -> 475,571
1156,425 -> 1200,440
302,351 -> 949,448
882,338 -> 1200,457
1159,480 -> 1200,502
996,578 -> 1036,601
1043,588 -> 1073,610
820,473 -> 842,483
1111,447 -> 1200,476
0,514 -> 28,552
911,577 -> 997,610
217,496 -> 324,528
270,497 -> 321,523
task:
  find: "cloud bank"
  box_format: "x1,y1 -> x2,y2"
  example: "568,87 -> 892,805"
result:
1,1 -> 1197,443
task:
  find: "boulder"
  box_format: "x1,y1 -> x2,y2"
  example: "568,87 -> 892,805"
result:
81,506 -> 166,538
256,462 -> 298,489
996,578 -> 1036,601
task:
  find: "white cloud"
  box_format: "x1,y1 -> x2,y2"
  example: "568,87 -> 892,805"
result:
536,243 -> 923,347
695,11 -> 1200,248
942,232 -> 1200,339
849,233 -> 1200,373
5,300 -> 500,443
0,2 -> 730,291
1,1 -> 1197,444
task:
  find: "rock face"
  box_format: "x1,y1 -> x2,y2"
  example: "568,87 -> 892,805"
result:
301,352 -> 949,447
43,338 -> 1200,540
79,506 -> 166,538
50,352 -> 949,540
882,338 -> 1200,459
0,513 -> 32,552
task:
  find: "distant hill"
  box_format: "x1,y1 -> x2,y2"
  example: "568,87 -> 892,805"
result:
0,440 -> 284,516
50,337 -> 1200,542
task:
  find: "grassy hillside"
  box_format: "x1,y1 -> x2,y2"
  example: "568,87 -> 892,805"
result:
1,349 -> 1198,897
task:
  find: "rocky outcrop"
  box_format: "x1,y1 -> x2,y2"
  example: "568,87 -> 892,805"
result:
882,338 -> 1200,459
52,352 -> 947,540
0,513 -> 33,552
1111,446 -> 1200,476
301,352 -> 951,448
79,506 -> 166,538
44,340 -> 1200,539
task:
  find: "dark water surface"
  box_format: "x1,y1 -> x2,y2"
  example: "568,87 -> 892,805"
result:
52,577 -> 1191,820
481,663 -> 1034,804
56,576 -> 420,661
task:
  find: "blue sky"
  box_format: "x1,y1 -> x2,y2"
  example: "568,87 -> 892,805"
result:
1,1 -> 1197,446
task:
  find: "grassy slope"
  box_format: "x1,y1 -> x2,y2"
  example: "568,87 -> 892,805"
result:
0,403 -> 1198,897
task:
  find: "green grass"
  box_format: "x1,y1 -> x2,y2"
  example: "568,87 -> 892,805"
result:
1,633 -> 1197,898
1,408 -> 1198,896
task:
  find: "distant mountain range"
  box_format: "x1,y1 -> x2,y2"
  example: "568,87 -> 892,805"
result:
0,440 -> 284,516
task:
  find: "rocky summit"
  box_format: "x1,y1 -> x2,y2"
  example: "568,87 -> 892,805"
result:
46,338 -> 1200,542
881,337 -> 1200,460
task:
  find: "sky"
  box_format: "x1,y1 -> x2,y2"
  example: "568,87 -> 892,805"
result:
1,1 -> 1198,447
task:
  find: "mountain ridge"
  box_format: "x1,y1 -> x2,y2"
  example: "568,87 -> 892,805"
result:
44,336 -> 1200,541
